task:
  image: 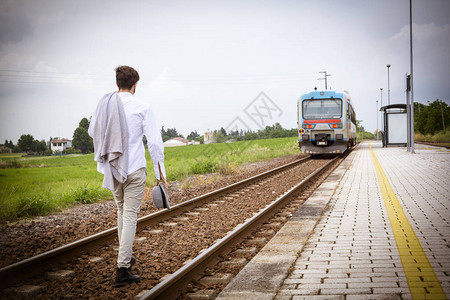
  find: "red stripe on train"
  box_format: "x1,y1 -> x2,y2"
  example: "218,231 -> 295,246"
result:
303,119 -> 342,124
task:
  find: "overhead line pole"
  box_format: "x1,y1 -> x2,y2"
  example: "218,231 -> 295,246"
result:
318,71 -> 331,90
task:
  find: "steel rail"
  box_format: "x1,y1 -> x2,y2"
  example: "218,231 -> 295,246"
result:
139,155 -> 342,300
0,156 -> 310,289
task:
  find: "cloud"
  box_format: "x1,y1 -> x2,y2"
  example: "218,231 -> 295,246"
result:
32,61 -> 57,73
391,22 -> 450,40
0,53 -> 97,86
0,0 -> 64,48
0,0 -> 34,46
147,68 -> 184,93
0,52 -> 36,70
0,14 -> 33,46
0,53 -> 57,73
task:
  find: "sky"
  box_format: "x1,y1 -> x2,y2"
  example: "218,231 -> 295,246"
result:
0,0 -> 449,143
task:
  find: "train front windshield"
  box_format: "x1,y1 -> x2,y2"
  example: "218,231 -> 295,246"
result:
302,99 -> 342,120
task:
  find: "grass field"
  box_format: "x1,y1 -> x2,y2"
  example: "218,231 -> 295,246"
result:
0,137 -> 299,220
415,129 -> 450,148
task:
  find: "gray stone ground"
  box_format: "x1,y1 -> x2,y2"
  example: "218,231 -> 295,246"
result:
217,141 -> 450,300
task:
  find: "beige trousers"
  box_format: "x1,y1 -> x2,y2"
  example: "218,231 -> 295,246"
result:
113,168 -> 146,268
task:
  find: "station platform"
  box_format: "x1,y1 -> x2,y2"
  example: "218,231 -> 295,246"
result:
217,141 -> 450,300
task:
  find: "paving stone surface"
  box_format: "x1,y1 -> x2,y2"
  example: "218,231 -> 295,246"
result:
276,142 -> 449,299
218,142 -> 450,299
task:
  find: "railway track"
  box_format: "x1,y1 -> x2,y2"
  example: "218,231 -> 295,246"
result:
0,148 -> 353,299
140,152 -> 348,299
0,155 -> 312,290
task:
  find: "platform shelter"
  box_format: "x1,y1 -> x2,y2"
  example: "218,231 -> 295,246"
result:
380,104 -> 407,147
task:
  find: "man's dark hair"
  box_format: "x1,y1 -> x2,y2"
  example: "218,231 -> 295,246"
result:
115,65 -> 140,90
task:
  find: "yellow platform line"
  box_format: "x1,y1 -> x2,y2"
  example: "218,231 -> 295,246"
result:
369,144 -> 446,299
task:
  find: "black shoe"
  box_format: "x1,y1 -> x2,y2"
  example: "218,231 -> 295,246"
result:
128,256 -> 136,271
115,267 -> 141,287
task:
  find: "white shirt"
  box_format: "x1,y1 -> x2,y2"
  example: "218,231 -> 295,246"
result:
89,92 -> 166,180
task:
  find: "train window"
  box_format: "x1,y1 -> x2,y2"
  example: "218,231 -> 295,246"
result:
302,99 -> 342,120
350,106 -> 356,123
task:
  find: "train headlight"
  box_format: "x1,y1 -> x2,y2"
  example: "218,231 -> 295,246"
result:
302,134 -> 310,141
302,124 -> 315,129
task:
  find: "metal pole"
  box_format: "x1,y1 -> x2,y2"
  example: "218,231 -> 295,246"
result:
376,100 -> 379,141
410,0 -> 415,153
318,71 -> 331,90
380,88 -> 383,133
380,88 -> 383,107
406,75 -> 411,151
387,64 -> 391,105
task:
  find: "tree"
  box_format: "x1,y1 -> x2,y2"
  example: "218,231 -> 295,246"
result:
33,139 -> 47,154
72,127 -> 93,154
12,145 -> 21,153
414,99 -> 450,135
79,118 -> 90,130
161,126 -> 184,142
72,117 -> 94,154
220,127 -> 227,137
18,134 -> 35,152
213,130 -> 226,143
167,128 -> 183,139
187,130 -> 200,141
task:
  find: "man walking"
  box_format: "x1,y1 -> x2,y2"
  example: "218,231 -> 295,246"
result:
89,65 -> 167,287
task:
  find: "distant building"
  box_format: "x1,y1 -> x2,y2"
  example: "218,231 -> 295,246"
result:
163,137 -> 189,147
0,146 -> 12,153
51,138 -> 72,152
204,131 -> 213,144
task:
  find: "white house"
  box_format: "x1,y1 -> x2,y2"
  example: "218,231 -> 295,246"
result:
51,138 -> 72,152
163,137 -> 189,147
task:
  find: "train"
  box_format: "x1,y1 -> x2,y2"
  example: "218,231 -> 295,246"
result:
298,90 -> 356,155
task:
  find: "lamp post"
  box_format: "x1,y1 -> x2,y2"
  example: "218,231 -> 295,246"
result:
380,88 -> 383,135
380,88 -> 383,107
376,100 -> 379,141
386,64 -> 391,105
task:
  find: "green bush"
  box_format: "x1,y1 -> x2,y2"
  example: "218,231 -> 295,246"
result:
17,193 -> 53,218
0,159 -> 22,169
65,147 -> 82,155
70,184 -> 107,204
415,128 -> 450,142
0,184 -> 110,220
431,128 -> 450,142
190,160 -> 218,174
